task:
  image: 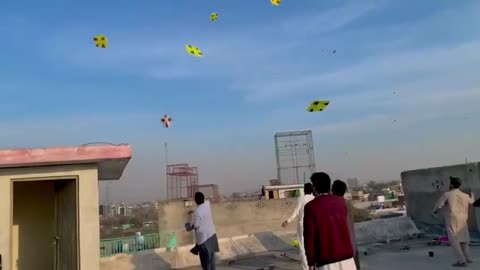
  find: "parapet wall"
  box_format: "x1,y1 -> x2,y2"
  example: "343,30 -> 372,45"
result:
401,162 -> 480,232
100,216 -> 422,270
157,198 -> 297,246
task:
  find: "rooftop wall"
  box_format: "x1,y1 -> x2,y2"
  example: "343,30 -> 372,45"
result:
157,199 -> 297,246
401,162 -> 480,232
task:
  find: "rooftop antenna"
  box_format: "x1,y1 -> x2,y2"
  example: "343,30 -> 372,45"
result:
165,142 -> 168,166
105,181 -> 112,204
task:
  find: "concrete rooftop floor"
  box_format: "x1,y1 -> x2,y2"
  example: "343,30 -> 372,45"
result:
200,241 -> 480,270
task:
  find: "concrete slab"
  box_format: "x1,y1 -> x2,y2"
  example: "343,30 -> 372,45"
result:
361,241 -> 480,270
355,216 -> 420,245
100,232 -> 298,270
0,143 -> 132,180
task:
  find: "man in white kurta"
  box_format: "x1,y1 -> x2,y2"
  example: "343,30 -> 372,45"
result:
282,183 -> 315,270
332,180 -> 359,270
432,176 -> 475,267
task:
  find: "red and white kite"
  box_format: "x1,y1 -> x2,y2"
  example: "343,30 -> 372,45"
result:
161,114 -> 172,128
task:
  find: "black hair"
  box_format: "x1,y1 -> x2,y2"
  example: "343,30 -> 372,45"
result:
310,172 -> 331,194
194,192 -> 205,205
450,177 -> 462,189
332,180 -> 347,196
304,183 -> 313,195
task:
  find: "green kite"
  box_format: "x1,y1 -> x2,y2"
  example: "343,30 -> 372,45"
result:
307,100 -> 330,112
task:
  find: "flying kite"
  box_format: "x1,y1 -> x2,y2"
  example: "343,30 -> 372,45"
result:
161,114 -> 172,128
210,12 -> 218,22
271,0 -> 281,6
93,34 -> 108,48
185,44 -> 203,57
307,100 -> 330,112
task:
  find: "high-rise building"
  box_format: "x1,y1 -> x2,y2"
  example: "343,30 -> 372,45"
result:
116,203 -> 133,216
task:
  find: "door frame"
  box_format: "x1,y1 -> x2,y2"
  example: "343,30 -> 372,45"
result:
10,175 -> 80,270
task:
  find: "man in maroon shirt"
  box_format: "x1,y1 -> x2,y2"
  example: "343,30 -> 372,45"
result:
303,172 -> 357,270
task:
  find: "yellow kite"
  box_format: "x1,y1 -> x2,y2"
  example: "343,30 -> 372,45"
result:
307,100 -> 330,112
210,12 -> 218,21
271,0 -> 281,6
185,44 -> 203,57
93,34 -> 108,48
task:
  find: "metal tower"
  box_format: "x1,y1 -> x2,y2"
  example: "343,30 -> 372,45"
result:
274,130 -> 316,185
166,164 -> 199,200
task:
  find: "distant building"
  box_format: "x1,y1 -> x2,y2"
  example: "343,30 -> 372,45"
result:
263,184 -> 304,200
99,203 -> 134,217
116,203 -> 133,216
351,191 -> 370,202
110,204 -> 117,215
198,184 -> 220,203
388,183 -> 403,195
269,179 -> 280,186
99,204 -> 113,216
118,204 -> 126,216
141,202 -> 154,208
347,178 -> 360,188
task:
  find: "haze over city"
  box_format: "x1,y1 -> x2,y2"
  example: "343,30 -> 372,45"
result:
1,0 -> 480,203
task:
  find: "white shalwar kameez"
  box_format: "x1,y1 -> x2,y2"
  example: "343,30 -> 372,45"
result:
317,258 -> 357,270
433,189 -> 475,264
287,194 -> 315,270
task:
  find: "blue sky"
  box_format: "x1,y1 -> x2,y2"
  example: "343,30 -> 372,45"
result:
1,0 -> 480,202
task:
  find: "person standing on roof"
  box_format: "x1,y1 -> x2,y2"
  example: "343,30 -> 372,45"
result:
432,176 -> 475,267
135,232 -> 145,251
259,185 -> 266,200
282,183 -> 315,270
186,192 -> 220,270
332,180 -> 360,270
304,172 -> 356,270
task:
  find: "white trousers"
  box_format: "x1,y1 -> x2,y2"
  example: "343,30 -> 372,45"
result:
445,215 -> 472,263
297,222 -> 308,270
317,258 -> 357,270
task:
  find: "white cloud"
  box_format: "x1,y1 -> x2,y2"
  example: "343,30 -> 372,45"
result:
245,40 -> 480,101
311,114 -> 389,134
281,0 -> 390,36
307,85 -> 480,136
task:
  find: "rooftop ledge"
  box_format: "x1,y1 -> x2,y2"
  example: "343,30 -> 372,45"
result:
0,143 -> 132,180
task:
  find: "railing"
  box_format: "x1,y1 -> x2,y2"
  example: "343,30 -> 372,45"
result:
100,232 -> 177,257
